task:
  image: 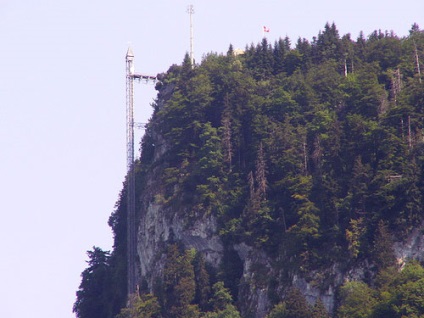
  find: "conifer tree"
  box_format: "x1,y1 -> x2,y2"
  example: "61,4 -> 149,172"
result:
255,142 -> 267,200
372,220 -> 396,271
273,38 -> 288,74
267,303 -> 287,318
163,247 -> 197,317
311,299 -> 330,318
204,282 -> 241,318
73,247 -> 111,318
337,281 -> 376,318
284,288 -> 312,318
77,22 -> 424,318
116,293 -> 161,318
221,94 -> 233,172
193,252 -> 211,311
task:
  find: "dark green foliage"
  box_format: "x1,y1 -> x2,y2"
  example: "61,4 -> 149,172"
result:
73,247 -> 112,318
116,293 -> 161,318
267,295 -> 330,318
193,252 -> 211,310
162,245 -> 197,317
76,22 -> 424,318
387,261 -> 424,317
267,288 -> 317,318
159,246 -> 241,318
366,31 -> 403,71
372,220 -> 396,271
203,282 -> 241,317
315,22 -> 342,63
218,247 -> 244,302
337,281 -> 376,318
267,303 -> 288,318
337,261 -> 424,318
192,122 -> 227,216
284,288 -> 313,318
150,21 -> 424,314
209,281 -> 234,311
312,299 -> 330,318
151,25 -> 424,255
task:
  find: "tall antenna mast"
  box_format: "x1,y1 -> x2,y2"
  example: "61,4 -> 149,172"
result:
125,47 -> 157,298
187,4 -> 195,67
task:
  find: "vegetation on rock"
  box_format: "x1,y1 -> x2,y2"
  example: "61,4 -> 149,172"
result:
74,22 -> 424,317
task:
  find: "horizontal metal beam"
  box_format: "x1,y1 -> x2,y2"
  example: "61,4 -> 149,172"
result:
132,74 -> 157,81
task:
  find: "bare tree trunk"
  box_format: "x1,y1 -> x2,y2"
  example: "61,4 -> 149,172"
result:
414,40 -> 422,83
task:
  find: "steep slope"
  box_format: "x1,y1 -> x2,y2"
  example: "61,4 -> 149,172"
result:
74,23 -> 424,318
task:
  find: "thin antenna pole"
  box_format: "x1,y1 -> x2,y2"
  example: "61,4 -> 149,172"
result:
187,4 -> 195,67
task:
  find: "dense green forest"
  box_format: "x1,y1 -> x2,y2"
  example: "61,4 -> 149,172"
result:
74,23 -> 424,317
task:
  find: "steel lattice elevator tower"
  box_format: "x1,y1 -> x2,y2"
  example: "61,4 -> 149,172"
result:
125,47 -> 137,296
125,47 -> 156,297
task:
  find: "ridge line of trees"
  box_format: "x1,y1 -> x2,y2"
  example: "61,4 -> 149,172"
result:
74,22 -> 424,318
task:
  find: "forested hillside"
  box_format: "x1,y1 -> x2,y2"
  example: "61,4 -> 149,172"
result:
74,23 -> 424,318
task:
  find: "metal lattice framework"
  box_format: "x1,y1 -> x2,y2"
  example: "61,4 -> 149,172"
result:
125,47 -> 156,297
187,4 -> 195,67
125,47 -> 137,297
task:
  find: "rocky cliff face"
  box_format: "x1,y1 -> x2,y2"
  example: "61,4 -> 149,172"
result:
136,182 -> 424,318
133,81 -> 424,318
394,225 -> 424,266
137,199 -> 223,287
134,102 -> 331,317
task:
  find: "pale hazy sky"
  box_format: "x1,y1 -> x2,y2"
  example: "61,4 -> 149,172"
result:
0,1 -> 422,317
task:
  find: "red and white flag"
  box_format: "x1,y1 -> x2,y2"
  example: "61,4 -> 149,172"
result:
263,26 -> 270,33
